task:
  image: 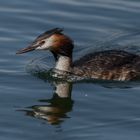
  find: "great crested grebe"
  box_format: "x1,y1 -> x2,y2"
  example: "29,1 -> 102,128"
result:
16,28 -> 140,81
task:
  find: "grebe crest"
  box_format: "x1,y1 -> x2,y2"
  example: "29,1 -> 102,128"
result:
17,28 -> 140,81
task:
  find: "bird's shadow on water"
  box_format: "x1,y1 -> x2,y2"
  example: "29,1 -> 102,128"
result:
20,78 -> 74,125
23,81 -> 74,125
21,62 -> 75,125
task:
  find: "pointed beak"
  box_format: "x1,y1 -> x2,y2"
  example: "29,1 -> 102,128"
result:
16,46 -> 35,54
16,43 -> 40,54
16,27 -> 63,54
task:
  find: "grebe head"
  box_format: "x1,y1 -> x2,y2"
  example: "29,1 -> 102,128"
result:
16,28 -> 74,60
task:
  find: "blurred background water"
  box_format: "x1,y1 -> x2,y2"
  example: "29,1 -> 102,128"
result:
1,0 -> 140,140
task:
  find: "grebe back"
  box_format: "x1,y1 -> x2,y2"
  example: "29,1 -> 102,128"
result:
16,28 -> 140,81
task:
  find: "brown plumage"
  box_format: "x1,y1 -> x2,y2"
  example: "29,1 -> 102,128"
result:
73,50 -> 140,80
50,33 -> 73,58
16,28 -> 140,81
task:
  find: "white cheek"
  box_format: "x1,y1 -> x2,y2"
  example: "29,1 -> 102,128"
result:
36,36 -> 54,50
36,43 -> 49,50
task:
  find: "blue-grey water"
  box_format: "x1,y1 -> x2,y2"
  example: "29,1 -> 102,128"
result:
1,0 -> 140,140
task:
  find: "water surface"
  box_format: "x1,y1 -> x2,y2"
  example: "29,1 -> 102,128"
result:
0,0 -> 140,140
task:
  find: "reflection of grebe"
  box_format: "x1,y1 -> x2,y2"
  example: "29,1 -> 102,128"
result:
25,82 -> 73,125
17,28 -> 140,81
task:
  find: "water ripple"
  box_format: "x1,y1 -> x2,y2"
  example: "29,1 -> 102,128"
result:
1,0 -> 140,140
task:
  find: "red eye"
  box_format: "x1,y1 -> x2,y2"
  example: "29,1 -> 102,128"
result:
40,41 -> 45,45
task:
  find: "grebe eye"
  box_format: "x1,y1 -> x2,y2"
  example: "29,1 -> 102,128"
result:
40,41 -> 45,45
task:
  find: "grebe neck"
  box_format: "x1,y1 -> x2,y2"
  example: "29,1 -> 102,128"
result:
55,55 -> 72,72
